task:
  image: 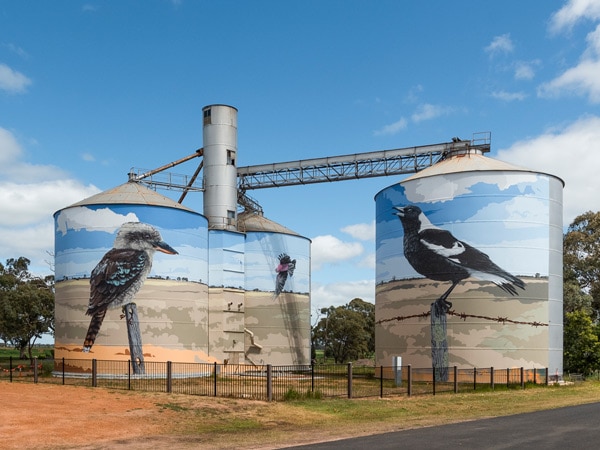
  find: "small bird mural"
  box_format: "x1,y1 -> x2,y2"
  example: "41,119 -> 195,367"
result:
274,253 -> 296,297
393,205 -> 525,311
83,222 -> 178,352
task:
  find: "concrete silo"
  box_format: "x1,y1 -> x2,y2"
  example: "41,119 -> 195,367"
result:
375,148 -> 564,376
54,181 -> 211,368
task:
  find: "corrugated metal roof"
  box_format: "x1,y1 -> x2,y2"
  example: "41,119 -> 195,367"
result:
403,152 -> 564,185
237,211 -> 305,237
66,181 -> 197,212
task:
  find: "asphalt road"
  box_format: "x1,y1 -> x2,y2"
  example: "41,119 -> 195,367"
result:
283,402 -> 600,449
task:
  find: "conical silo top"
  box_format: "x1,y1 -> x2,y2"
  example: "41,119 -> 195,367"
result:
237,210 -> 303,237
65,181 -> 196,212
404,152 -> 551,182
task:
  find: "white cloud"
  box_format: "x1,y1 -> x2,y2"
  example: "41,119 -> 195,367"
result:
0,63 -> 31,93
373,117 -> 407,136
491,90 -> 527,101
515,60 -> 540,80
2,43 -> 29,59
311,279 -> 374,310
0,127 -> 100,273
55,206 -> 138,236
550,0 -> 600,33
496,115 -> 600,226
541,13 -> 600,103
485,33 -> 514,56
411,103 -> 453,123
310,234 -> 363,270
538,58 -> 600,102
341,221 -> 375,241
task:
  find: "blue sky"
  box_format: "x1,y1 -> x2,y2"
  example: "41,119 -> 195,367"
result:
2,0 -> 600,322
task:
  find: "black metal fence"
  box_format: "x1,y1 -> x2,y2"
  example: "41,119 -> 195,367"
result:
1,357 -> 551,401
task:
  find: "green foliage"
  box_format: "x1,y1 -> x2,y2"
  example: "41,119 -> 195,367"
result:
563,211 -> 600,317
563,310 -> 600,376
283,388 -> 323,401
312,298 -> 375,363
0,257 -> 54,360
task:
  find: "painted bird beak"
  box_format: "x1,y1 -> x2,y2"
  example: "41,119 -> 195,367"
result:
393,206 -> 405,217
155,241 -> 178,255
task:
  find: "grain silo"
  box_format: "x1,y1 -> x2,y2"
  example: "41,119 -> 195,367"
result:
239,211 -> 311,365
375,147 -> 564,377
54,181 -> 211,370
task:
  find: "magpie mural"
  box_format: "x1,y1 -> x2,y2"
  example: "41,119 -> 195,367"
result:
375,168 -> 564,379
393,205 -> 525,313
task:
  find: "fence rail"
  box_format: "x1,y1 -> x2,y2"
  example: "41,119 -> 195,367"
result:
0,357 -> 550,401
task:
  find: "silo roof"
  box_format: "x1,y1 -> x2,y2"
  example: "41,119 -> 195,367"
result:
403,152 -> 564,185
66,181 -> 197,212
237,211 -> 306,238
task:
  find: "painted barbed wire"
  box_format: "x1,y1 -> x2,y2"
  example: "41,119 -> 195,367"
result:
376,309 -> 548,327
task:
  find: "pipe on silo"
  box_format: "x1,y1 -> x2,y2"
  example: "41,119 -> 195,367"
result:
202,104 -> 238,230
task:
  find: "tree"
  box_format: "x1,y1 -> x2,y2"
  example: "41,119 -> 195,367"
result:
563,211 -> 600,318
312,298 -> 375,363
563,310 -> 600,376
0,257 -> 54,360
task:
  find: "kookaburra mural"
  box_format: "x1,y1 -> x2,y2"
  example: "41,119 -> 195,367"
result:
83,222 -> 178,351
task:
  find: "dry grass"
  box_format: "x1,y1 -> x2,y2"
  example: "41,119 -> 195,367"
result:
3,381 -> 600,449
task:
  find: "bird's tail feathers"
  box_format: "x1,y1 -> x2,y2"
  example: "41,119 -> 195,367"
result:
83,309 -> 107,352
472,270 -> 526,296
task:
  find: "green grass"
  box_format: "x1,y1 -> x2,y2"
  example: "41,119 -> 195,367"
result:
136,379 -> 600,448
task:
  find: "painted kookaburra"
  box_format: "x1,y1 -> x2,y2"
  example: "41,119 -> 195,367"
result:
82,222 -> 178,352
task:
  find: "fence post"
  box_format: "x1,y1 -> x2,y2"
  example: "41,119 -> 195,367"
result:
380,365 -> 384,398
311,362 -> 315,393
33,357 -> 38,383
506,368 -> 510,388
491,367 -> 494,390
432,367 -> 436,396
213,362 -> 218,397
92,359 -> 97,388
473,367 -> 477,391
407,364 -> 412,397
454,366 -> 458,393
520,367 -> 524,389
62,357 -> 65,385
347,363 -> 353,399
9,356 -> 12,382
533,367 -> 537,385
545,367 -> 549,386
166,361 -> 172,393
266,364 -> 273,402
128,360 -> 131,390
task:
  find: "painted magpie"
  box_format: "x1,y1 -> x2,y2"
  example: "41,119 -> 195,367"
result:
394,205 -> 525,311
83,222 -> 178,351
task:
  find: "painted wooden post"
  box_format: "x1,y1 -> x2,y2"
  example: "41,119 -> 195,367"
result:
123,303 -> 145,375
430,300 -> 449,382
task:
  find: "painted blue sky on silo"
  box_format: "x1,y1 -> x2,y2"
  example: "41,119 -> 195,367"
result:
54,205 -> 208,282
376,172 -> 555,284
